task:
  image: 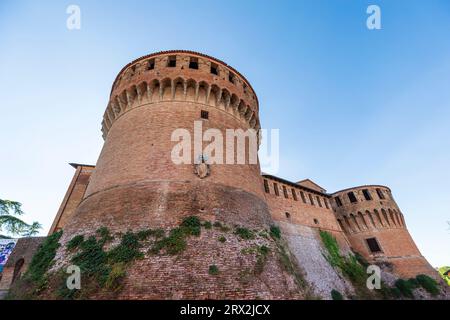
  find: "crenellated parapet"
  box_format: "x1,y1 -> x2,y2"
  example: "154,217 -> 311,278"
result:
101,50 -> 260,140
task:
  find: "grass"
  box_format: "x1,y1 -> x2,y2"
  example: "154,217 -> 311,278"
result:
234,227 -> 254,240
269,225 -> 281,240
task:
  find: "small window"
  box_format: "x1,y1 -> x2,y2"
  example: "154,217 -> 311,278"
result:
300,191 -> 306,203
228,72 -> 235,83
291,189 -> 298,201
313,218 -> 319,225
210,63 -> 218,75
376,188 -> 385,200
264,179 -> 270,193
274,183 -> 279,196
362,189 -> 372,201
189,57 -> 199,69
308,194 -> 314,206
200,110 -> 209,120
243,83 -> 247,93
282,185 -> 288,199
316,196 -> 322,207
324,198 -> 329,209
130,65 -> 136,76
366,237 -> 382,253
285,212 -> 291,219
167,55 -> 176,67
147,59 -> 155,70
335,196 -> 343,207
348,192 -> 358,203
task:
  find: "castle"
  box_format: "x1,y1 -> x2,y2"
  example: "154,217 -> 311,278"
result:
3,50 -> 440,299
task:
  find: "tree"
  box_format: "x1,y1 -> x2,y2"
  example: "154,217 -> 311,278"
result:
0,199 -> 42,238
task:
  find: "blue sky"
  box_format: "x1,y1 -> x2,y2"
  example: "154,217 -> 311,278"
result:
0,0 -> 449,267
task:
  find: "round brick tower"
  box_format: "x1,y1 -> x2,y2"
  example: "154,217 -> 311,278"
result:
65,50 -> 271,234
57,51 -> 304,299
331,185 -> 437,279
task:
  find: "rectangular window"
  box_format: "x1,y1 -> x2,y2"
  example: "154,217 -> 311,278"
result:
348,192 -> 358,203
167,55 -> 176,67
335,196 -> 343,207
283,186 -> 288,199
308,194 -> 314,206
300,191 -> 306,203
147,58 -> 155,70
376,188 -> 385,200
316,196 -> 322,207
324,198 -> 329,209
274,183 -> 279,196
263,179 -> 270,193
362,189 -> 372,201
210,63 -> 218,75
200,110 -> 209,120
291,189 -> 298,201
189,57 -> 199,69
366,237 -> 382,253
228,72 -> 235,83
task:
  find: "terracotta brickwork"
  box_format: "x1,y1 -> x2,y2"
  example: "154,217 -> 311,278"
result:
0,237 -> 45,293
331,186 -> 437,279
46,50 -> 439,298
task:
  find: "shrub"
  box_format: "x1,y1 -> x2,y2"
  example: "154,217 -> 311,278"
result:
218,236 -> 226,243
108,231 -> 143,263
209,265 -> 219,275
269,225 -> 281,240
331,289 -> 343,300
395,279 -> 414,298
96,226 -> 113,243
26,230 -> 63,283
416,274 -> 439,296
180,216 -> 201,236
235,227 -> 254,240
66,234 -> 84,251
105,262 -> 126,291
203,221 -> 212,229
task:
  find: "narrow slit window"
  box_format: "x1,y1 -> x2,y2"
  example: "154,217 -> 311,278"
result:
324,198 -> 329,209
316,196 -> 322,207
264,179 -> 270,193
308,194 -> 314,206
291,189 -> 298,201
283,185 -> 288,199
274,183 -> 279,196
285,212 -> 291,219
376,188 -> 385,200
313,218 -> 319,225
300,191 -> 306,203
189,57 -> 199,69
348,192 -> 358,203
362,189 -> 372,201
335,196 -> 343,207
